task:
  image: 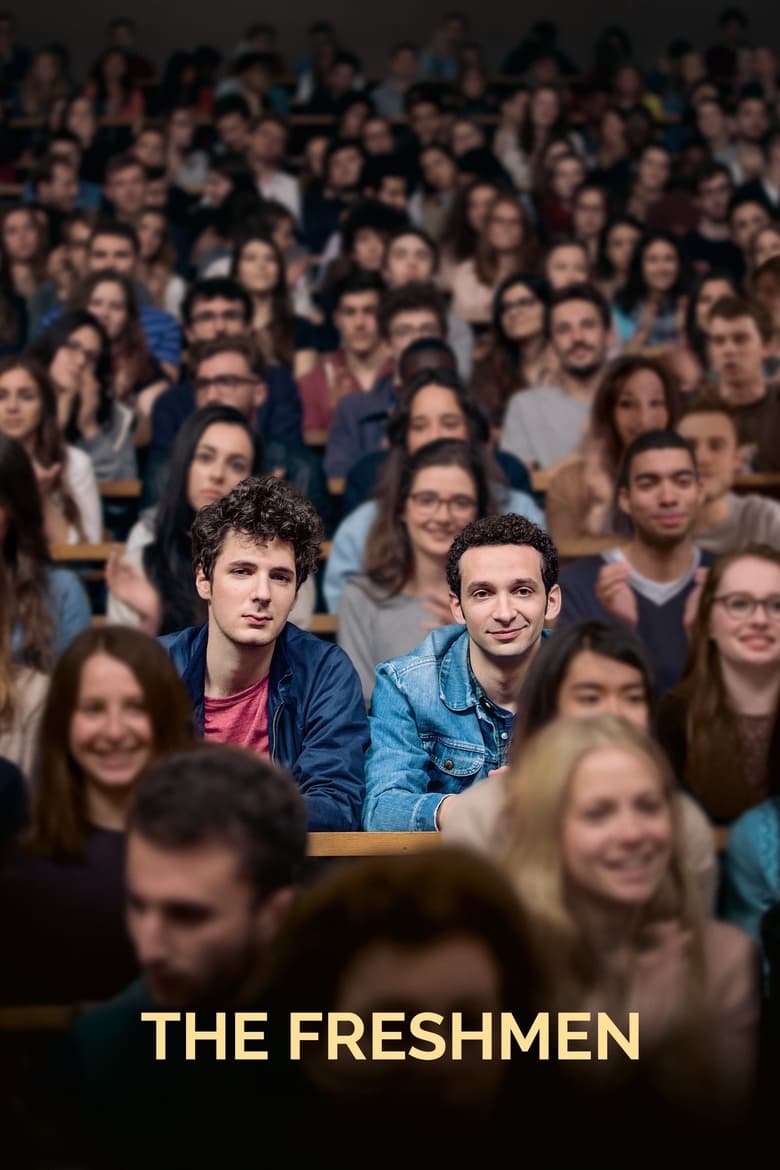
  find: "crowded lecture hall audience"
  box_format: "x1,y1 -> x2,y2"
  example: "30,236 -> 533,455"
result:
0,8 -> 779,1166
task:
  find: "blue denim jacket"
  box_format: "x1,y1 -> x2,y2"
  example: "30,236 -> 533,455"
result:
363,624 -> 513,831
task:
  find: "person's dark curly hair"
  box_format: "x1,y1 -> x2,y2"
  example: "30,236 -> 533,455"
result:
446,513 -> 559,598
191,474 -> 324,587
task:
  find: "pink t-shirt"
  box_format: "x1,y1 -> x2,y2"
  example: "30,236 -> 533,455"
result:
203,674 -> 270,756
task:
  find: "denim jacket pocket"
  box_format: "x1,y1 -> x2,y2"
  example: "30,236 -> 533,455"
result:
425,739 -> 485,792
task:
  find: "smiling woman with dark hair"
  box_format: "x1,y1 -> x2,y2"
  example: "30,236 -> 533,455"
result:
0,625 -> 194,1004
338,439 -> 491,702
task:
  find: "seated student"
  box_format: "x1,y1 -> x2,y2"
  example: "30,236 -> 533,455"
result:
323,281 -> 447,479
146,278 -> 303,481
0,558 -> 47,782
450,194 -> 539,326
1,435 -> 91,664
658,545 -> 780,824
64,743 -> 307,1170
316,198 -> 406,310
382,224 -> 474,379
498,715 -> 760,1122
0,354 -> 100,545
611,229 -> 689,351
471,274 -> 557,430
161,475 -> 368,830
724,795 -> 780,947
107,405 -> 314,636
339,439 -> 491,703
230,230 -> 319,379
0,626 -> 194,1004
677,391 -> 780,552
28,309 -> 133,501
144,337 -> 325,520
558,431 -> 715,695
37,220 -> 183,377
72,268 -> 169,448
442,620 -> 717,911
543,239 -> 591,291
341,337 -> 536,512
324,369 -> 544,611
363,514 -> 561,831
546,354 -> 679,545
500,284 -> 611,471
706,295 -> 780,472
297,271 -> 392,434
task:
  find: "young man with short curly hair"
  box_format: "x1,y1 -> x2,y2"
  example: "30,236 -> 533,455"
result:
161,474 -> 368,830
363,513 -> 561,831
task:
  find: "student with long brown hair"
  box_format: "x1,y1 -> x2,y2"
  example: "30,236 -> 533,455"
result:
338,438 -> 491,702
658,544 -> 780,824
451,194 -> 539,326
230,230 -> 317,377
545,354 -> 679,545
470,273 -> 557,429
0,353 -> 90,543
72,270 -> 167,451
0,434 -> 91,667
0,625 -> 194,1003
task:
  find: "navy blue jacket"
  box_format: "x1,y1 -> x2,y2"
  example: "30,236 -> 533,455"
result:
160,622 -> 368,830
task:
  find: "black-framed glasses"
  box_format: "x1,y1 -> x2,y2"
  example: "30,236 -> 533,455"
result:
713,593 -> 780,621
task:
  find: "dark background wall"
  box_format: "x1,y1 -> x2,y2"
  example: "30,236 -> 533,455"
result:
12,2 -> 780,79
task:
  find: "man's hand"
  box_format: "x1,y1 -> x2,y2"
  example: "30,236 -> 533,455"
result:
595,561 -> 639,629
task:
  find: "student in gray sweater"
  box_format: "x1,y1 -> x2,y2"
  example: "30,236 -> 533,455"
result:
338,438 -> 494,703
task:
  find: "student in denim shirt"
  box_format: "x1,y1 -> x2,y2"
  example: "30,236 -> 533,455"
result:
363,514 -> 561,831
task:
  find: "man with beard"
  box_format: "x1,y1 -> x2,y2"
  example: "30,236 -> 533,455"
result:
558,430 -> 715,693
499,284 -> 610,470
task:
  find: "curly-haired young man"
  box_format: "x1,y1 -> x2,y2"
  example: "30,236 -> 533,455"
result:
363,513 -> 561,832
161,474 -> 368,830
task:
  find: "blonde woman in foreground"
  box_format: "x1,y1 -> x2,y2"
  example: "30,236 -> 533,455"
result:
499,715 -> 760,1118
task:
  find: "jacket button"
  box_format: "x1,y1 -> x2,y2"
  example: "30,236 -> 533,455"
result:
443,759 -> 453,770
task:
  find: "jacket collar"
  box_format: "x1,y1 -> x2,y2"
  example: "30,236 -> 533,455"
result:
438,626 -> 478,713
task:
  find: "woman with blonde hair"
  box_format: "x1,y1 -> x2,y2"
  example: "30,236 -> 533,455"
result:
500,714 -> 759,1114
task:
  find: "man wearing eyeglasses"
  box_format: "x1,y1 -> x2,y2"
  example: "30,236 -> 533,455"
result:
558,430 -> 716,694
323,281 -> 447,479
681,162 -> 743,275
142,278 -> 305,507
363,514 -> 561,831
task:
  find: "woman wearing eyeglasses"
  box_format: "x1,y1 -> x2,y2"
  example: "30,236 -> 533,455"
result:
28,309 -> 136,491
657,545 -> 780,824
338,438 -> 492,704
470,273 -> 558,430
